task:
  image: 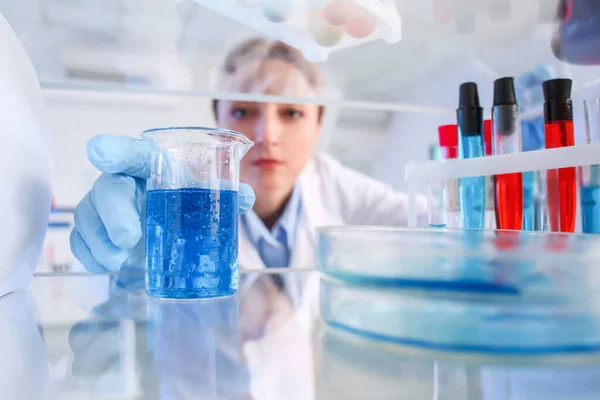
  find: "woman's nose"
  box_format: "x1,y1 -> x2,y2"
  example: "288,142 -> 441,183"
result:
254,115 -> 281,145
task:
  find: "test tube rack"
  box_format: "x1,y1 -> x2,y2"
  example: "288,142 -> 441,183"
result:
404,143 -> 600,228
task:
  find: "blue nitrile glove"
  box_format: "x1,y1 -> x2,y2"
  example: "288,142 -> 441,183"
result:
70,134 -> 256,274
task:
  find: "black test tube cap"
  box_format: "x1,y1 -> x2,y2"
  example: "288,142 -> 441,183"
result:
543,78 -> 573,122
493,77 -> 517,106
459,82 -> 481,108
543,78 -> 572,102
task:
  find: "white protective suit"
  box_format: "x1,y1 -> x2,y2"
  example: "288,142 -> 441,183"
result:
0,12 -> 52,298
0,12 -> 51,400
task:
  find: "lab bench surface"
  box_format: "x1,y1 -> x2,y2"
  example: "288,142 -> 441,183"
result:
2,269 -> 323,400
4,268 -> 600,400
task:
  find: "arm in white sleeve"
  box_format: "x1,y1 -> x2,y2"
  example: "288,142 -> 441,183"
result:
0,13 -> 52,297
317,155 -> 427,226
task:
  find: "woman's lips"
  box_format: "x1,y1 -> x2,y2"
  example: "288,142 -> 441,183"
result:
253,158 -> 283,169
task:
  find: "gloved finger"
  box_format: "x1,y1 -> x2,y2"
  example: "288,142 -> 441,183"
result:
70,229 -> 111,274
91,173 -> 143,250
87,134 -> 154,179
239,183 -> 255,214
74,193 -> 130,271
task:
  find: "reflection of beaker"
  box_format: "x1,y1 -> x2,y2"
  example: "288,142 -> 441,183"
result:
142,127 -> 253,299
148,296 -> 246,399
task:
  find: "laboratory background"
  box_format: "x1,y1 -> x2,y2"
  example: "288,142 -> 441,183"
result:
10,0 -> 600,271
3,0 -> 600,399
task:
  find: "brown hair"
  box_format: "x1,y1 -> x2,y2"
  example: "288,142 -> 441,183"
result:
212,38 -> 325,122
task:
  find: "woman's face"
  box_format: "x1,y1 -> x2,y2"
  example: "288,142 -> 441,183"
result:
216,61 -> 322,193
218,100 -> 321,193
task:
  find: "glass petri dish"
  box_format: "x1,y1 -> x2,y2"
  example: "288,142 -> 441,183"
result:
317,227 -> 600,364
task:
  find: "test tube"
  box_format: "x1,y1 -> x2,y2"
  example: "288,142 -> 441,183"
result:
483,120 -> 497,229
491,77 -> 523,231
428,144 -> 445,228
520,117 -> 546,231
142,127 -> 253,299
543,79 -> 576,233
457,82 -> 486,229
580,99 -> 600,234
438,124 -> 460,228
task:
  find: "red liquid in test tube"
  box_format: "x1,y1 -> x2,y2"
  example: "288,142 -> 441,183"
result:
545,120 -> 576,232
490,78 -> 523,231
495,173 -> 523,230
543,79 -> 575,233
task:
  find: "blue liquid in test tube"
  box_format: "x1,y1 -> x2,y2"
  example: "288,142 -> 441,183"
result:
522,171 -> 536,231
457,82 -> 486,229
146,188 -> 239,299
458,135 -> 486,229
581,99 -> 600,234
580,165 -> 600,234
520,117 -> 546,231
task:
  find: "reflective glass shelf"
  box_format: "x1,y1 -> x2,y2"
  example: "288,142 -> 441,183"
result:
3,267 -> 600,399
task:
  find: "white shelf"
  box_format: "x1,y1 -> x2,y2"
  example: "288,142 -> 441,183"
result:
405,143 -> 600,183
194,0 -> 402,62
41,84 -> 454,115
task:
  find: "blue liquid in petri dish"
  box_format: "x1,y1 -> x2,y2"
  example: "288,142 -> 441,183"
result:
146,188 -> 239,299
580,185 -> 600,234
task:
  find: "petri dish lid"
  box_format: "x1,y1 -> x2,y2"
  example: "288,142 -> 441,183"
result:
316,227 -> 600,296
318,227 -> 600,362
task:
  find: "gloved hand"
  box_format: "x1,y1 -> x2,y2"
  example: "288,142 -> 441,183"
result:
70,134 -> 256,274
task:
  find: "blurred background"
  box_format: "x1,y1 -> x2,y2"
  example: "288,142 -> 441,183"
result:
2,0 -> 600,271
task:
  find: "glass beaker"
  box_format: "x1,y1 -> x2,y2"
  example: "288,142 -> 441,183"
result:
142,127 -> 253,299
580,99 -> 600,234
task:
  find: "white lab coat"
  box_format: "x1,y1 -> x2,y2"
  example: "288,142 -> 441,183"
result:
239,153 -> 426,271
237,154 -> 427,400
0,13 -> 53,298
0,291 -> 49,400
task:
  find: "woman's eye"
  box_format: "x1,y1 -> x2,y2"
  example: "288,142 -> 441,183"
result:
231,108 -> 249,119
283,108 -> 304,120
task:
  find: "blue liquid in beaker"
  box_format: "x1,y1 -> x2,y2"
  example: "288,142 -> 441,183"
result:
146,188 -> 239,298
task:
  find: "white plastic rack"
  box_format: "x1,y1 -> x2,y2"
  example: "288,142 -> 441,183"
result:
405,144 -> 600,227
194,0 -> 402,62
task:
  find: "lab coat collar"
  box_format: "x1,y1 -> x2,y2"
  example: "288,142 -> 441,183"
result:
238,157 -> 341,272
241,184 -> 302,250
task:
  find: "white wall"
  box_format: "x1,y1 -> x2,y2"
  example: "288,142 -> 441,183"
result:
373,61 -> 492,191
373,27 -> 600,191
45,90 -> 392,207
45,90 -> 215,206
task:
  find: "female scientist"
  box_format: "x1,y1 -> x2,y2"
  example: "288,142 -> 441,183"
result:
68,39 -> 427,399
70,38 -> 427,275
